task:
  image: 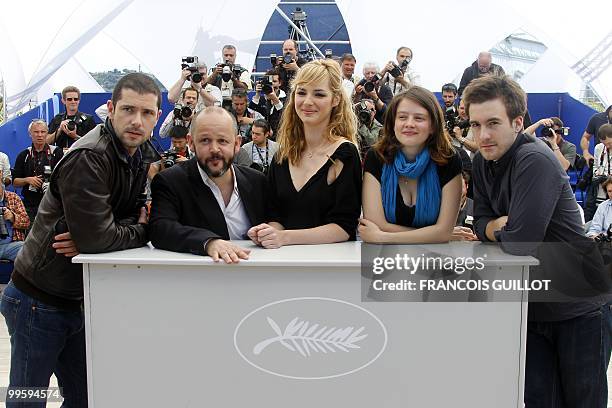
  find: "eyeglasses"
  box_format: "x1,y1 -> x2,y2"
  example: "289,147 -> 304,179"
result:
65,97 -> 79,102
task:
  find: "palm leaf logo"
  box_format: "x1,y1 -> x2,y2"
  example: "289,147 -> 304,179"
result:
253,317 -> 368,357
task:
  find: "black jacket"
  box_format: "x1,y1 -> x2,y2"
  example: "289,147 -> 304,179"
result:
458,60 -> 505,96
149,159 -> 268,255
248,92 -> 286,137
12,120 -> 159,309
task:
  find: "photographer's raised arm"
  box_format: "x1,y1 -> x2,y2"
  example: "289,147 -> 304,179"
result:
167,69 -> 191,104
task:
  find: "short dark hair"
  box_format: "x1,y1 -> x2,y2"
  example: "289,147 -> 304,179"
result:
181,87 -> 199,100
111,73 -> 161,109
231,88 -> 248,99
340,53 -> 356,63
550,117 -> 564,128
397,46 -> 412,56
599,124 -> 612,140
441,83 -> 457,94
252,119 -> 270,134
169,125 -> 188,139
463,75 -> 526,121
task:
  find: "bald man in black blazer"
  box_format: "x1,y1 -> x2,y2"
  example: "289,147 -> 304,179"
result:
149,107 -> 268,263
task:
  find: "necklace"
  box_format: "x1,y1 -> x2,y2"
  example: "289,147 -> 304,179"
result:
304,142 -> 333,159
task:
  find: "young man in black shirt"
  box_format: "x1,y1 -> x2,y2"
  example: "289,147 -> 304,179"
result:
46,85 -> 96,149
466,75 -> 612,408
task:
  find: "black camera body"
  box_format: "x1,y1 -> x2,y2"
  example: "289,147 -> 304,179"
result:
389,59 -> 409,78
594,225 -> 612,243
173,103 -> 193,121
541,125 -> 569,138
259,75 -> 274,95
161,150 -> 179,168
66,115 -> 85,132
444,107 -> 469,133
358,74 -> 382,94
355,101 -> 372,125
181,56 -> 202,83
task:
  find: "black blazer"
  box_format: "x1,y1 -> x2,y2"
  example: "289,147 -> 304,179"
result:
149,158 -> 268,255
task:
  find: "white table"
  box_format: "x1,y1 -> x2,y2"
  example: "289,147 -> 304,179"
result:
75,241 -> 538,408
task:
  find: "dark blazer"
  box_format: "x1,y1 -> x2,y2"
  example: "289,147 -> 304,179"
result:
149,158 -> 268,255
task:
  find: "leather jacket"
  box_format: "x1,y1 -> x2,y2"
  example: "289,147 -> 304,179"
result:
12,120 -> 160,308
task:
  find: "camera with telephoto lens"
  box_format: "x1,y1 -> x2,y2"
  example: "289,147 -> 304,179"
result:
389,58 -> 410,78
173,103 -> 193,121
181,56 -> 202,83
221,65 -> 233,82
259,75 -> 274,95
541,125 -> 569,138
444,107 -> 470,133
0,207 -> 8,240
355,101 -> 372,126
161,150 -> 179,168
358,74 -> 382,94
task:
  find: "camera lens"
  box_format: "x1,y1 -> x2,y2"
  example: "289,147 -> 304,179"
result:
541,127 -> 553,138
191,72 -> 202,83
67,120 -> 76,131
364,82 -> 375,93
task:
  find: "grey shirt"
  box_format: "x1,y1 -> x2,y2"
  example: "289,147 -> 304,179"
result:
473,133 -> 611,321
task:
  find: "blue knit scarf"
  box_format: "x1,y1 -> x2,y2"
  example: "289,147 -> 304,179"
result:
381,149 -> 441,227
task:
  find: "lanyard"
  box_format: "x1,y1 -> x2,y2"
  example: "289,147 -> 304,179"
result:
252,140 -> 269,168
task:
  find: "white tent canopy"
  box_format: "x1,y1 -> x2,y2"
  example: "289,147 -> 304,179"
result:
1,0 -> 610,117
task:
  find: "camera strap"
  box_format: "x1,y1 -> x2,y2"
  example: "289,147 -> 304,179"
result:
252,140 -> 269,168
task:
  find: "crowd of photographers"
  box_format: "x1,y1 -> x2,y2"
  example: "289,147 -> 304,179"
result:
0,42 -> 611,250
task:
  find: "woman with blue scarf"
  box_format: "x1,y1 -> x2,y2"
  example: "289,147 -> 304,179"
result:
359,87 -> 464,243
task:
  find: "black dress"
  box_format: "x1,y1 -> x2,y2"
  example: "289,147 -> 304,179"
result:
267,142 -> 362,240
363,149 -> 462,227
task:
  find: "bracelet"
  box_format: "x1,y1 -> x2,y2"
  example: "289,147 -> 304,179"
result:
552,147 -> 560,151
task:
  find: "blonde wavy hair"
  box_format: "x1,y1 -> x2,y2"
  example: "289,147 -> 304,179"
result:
275,59 -> 357,164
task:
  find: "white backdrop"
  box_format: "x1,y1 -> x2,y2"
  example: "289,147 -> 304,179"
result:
0,0 -> 610,116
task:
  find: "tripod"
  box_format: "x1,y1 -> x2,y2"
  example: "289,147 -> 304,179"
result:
288,8 -> 317,62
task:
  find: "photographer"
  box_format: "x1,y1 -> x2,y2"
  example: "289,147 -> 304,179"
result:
13,119 -> 63,225
340,53 -> 360,97
231,89 -> 263,144
0,170 -> 29,261
249,69 -> 286,137
353,62 -> 393,124
148,127 -> 192,179
587,176 -> 612,238
275,39 -> 307,94
46,86 -> 96,149
525,116 -> 576,171
354,99 -> 382,155
580,104 -> 612,163
441,83 -> 459,109
585,124 -> 612,221
448,99 -> 478,157
208,45 -> 252,107
380,46 -> 419,96
168,61 -> 221,111
241,119 -> 278,173
160,87 -> 199,138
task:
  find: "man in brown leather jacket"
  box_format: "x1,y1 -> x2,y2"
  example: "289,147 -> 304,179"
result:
0,73 -> 162,407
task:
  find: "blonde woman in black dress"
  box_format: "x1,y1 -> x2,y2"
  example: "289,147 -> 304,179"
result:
248,59 -> 362,248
